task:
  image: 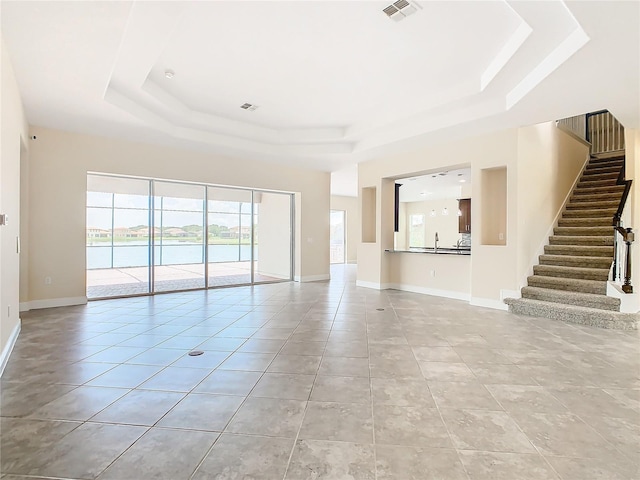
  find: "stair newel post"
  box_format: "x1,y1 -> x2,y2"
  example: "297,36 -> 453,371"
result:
612,215 -> 620,282
622,228 -> 633,293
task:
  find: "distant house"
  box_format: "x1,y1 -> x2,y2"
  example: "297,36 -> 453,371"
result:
112,227 -> 135,238
164,227 -> 189,237
86,227 -> 109,238
229,226 -> 251,239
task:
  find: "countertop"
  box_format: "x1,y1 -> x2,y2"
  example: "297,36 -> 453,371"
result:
385,247 -> 471,255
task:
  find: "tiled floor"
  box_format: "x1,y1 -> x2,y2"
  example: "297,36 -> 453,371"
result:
2,265 -> 639,479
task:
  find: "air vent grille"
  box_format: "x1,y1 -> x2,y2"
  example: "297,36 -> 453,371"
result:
383,5 -> 398,17
383,0 -> 419,21
240,103 -> 259,111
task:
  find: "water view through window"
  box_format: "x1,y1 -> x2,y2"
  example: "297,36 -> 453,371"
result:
86,174 -> 293,299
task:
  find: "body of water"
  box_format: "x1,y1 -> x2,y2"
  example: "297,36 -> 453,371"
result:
87,242 -> 254,269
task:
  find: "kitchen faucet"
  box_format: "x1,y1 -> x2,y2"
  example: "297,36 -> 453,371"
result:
434,232 -> 439,252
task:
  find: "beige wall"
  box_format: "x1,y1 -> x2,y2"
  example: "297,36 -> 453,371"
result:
388,253 -> 471,299
358,128 -> 519,306
516,123 -> 590,285
330,195 -> 358,263
357,122 -> 590,308
1,36 -> 29,357
25,126 -> 330,305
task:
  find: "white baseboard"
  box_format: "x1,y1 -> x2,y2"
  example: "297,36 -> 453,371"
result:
19,296 -> 87,312
500,289 -> 521,300
0,320 -> 21,377
470,296 -> 509,311
294,274 -> 331,283
388,283 -> 471,302
355,280 -> 389,290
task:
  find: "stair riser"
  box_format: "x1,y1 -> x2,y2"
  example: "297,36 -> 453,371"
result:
506,301 -> 636,330
521,289 -> 620,311
544,246 -> 613,257
532,267 -> 609,281
527,277 -> 606,294
549,236 -> 613,246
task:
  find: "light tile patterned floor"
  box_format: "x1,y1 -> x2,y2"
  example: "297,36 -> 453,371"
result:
1,265 -> 639,479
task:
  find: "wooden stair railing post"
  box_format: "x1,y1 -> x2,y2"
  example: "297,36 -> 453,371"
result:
623,228 -> 634,294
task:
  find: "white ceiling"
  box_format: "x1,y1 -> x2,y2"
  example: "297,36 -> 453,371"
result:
1,1 -> 639,176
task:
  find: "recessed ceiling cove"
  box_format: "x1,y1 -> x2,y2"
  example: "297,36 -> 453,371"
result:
3,1 -> 638,169
103,1 -> 587,158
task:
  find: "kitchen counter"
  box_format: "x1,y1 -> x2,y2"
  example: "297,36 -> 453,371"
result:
385,247 -> 471,255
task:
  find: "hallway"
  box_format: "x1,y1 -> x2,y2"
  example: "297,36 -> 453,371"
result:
2,265 -> 638,479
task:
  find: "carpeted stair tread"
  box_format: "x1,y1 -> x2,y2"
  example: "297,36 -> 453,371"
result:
565,200 -> 619,210
504,298 -> 637,330
562,208 -> 616,218
580,172 -> 619,182
539,254 -> 613,268
527,275 -> 607,294
576,178 -> 618,187
573,185 -> 625,195
582,166 -> 623,175
570,193 -> 624,203
548,235 -> 613,246
533,264 -> 609,281
544,244 -> 614,257
510,154 -> 630,329
553,226 -> 613,236
557,217 -> 612,227
520,286 -> 620,311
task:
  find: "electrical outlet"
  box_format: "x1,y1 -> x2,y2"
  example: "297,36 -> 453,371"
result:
45,276 -> 52,285
499,233 -> 504,240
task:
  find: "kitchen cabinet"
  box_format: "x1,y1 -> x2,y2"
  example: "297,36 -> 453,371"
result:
458,198 -> 471,233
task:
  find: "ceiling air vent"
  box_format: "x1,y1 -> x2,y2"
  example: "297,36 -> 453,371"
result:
240,103 -> 259,111
383,0 -> 419,22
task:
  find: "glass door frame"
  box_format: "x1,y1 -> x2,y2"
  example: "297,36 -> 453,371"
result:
87,172 -> 295,299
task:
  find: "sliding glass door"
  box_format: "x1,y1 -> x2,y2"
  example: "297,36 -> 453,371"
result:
207,187 -> 252,287
87,173 -> 294,299
86,175 -> 151,299
153,182 -> 206,293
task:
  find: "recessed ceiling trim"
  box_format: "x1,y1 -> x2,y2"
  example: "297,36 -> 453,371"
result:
481,20 -> 533,91
100,0 -> 596,160
506,26 -> 589,109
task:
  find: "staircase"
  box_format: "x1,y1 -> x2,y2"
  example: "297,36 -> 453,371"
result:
505,153 -> 638,330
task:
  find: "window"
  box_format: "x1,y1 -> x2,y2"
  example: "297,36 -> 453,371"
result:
409,214 -> 425,247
